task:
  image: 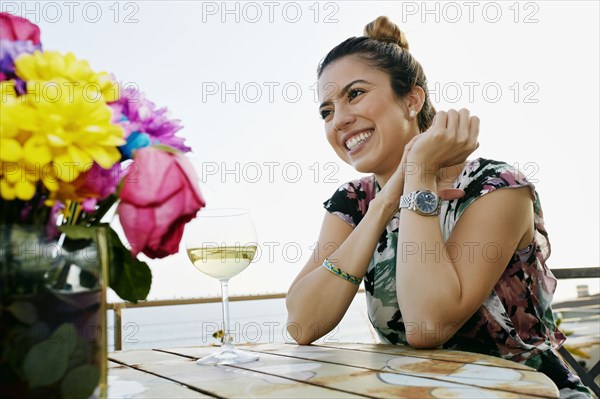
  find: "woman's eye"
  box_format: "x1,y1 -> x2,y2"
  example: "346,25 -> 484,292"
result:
320,109 -> 332,119
348,88 -> 365,100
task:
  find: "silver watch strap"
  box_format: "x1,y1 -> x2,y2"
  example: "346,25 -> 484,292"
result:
399,192 -> 414,209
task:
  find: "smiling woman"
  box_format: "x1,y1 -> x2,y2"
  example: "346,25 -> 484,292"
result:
285,16 -> 594,399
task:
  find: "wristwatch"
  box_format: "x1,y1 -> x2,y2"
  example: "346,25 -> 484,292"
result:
399,190 -> 441,216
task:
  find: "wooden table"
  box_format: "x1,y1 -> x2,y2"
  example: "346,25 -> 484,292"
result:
108,343 -> 560,398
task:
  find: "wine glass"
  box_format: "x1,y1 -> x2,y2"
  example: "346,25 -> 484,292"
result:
184,208 -> 259,365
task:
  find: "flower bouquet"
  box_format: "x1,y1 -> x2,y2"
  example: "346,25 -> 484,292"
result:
0,13 -> 205,398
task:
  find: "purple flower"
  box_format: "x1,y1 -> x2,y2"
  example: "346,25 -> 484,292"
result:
75,163 -> 123,211
46,202 -> 63,239
110,86 -> 191,153
0,39 -> 41,81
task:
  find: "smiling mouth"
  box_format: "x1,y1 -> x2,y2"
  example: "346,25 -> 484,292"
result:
345,130 -> 373,151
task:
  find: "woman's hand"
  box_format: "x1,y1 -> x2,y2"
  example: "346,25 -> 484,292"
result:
376,132 -> 465,219
408,109 -> 480,175
375,134 -> 420,215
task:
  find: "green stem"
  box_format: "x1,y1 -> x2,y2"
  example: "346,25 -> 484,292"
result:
83,195 -> 118,226
0,224 -> 14,299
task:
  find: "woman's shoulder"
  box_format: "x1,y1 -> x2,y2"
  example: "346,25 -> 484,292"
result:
335,175 -> 377,194
457,157 -> 536,196
446,157 -> 543,231
440,156 -> 548,254
323,175 -> 376,227
461,157 -> 521,178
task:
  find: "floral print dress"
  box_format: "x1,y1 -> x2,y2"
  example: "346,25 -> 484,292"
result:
323,158 -> 593,398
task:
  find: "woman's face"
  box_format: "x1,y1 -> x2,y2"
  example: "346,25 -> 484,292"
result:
318,55 -> 418,178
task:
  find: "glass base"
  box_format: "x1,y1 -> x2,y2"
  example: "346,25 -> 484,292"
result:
196,343 -> 259,365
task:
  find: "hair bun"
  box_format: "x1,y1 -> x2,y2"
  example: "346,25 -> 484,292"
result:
363,16 -> 409,50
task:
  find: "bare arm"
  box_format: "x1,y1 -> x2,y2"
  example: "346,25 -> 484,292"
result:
393,109 -> 534,348
397,180 -> 534,348
286,199 -> 392,345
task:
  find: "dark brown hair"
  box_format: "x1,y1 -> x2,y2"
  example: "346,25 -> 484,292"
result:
317,16 -> 435,132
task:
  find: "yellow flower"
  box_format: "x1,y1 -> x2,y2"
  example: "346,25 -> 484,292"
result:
0,82 -> 33,200
0,163 -> 38,201
0,82 -> 23,159
15,51 -> 120,102
0,80 -> 125,201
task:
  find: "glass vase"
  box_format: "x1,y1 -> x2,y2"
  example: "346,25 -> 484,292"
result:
0,224 -> 108,399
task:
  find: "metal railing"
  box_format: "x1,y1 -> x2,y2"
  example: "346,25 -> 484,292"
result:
106,293 -> 287,351
550,267 -> 600,397
551,268 -> 600,280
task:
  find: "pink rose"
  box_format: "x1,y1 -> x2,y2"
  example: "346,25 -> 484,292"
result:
0,13 -> 41,44
118,147 -> 205,259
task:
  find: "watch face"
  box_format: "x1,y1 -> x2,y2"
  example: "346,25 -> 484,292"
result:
415,191 -> 439,214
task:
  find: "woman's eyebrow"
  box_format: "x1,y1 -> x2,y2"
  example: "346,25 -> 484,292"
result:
319,79 -> 370,111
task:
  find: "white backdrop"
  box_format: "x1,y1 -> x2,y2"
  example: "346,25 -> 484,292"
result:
7,1 -> 598,301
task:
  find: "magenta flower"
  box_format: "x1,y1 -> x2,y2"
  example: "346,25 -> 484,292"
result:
110,86 -> 191,154
0,13 -> 42,85
0,13 -> 41,43
75,163 -> 123,212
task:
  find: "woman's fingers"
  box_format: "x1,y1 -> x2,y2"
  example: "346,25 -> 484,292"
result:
399,134 -> 421,173
409,108 -> 480,171
469,115 -> 480,149
457,108 -> 471,144
432,111 -> 447,130
451,109 -> 479,164
446,109 -> 459,135
380,134 -> 425,208
439,188 -> 466,201
404,134 -> 421,155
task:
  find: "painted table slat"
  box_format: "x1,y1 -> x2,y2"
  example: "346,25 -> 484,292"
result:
108,360 -> 212,398
109,349 -> 365,398
108,343 -> 560,399
315,343 -> 534,370
166,345 -> 557,399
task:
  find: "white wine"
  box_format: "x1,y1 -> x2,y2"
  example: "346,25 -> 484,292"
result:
187,245 -> 257,280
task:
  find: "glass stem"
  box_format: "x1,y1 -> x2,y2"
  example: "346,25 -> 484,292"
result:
220,279 -> 234,349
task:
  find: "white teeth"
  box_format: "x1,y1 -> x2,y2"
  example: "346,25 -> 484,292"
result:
346,130 -> 372,150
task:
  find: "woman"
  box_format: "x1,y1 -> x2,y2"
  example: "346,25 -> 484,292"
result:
286,16 -> 593,398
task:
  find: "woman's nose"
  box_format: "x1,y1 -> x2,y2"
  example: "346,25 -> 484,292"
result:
332,105 -> 354,132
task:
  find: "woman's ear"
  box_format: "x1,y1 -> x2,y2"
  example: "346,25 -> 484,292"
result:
405,86 -> 426,114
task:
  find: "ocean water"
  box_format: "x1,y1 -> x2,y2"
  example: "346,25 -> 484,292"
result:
107,292 -> 378,352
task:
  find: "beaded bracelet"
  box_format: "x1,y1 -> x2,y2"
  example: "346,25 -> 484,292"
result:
322,258 -> 362,286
